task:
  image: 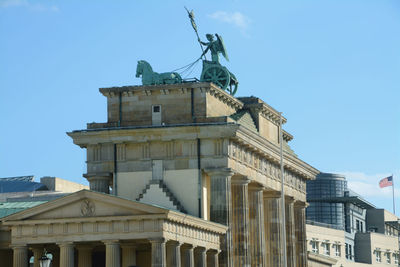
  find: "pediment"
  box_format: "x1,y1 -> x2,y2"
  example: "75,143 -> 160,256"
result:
2,190 -> 168,221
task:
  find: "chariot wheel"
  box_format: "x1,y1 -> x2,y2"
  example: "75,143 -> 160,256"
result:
228,72 -> 238,96
200,65 -> 230,91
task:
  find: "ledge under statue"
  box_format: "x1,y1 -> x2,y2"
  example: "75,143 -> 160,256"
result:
135,9 -> 238,96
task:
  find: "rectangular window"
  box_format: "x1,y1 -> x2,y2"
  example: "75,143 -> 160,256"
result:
152,105 -> 162,125
356,219 -> 360,231
321,243 -> 330,256
332,244 -> 341,257
394,253 -> 399,264
349,244 -> 353,260
386,252 -> 391,264
311,241 -> 318,253
375,251 -> 381,262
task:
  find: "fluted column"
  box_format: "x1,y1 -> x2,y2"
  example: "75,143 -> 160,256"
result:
294,201 -> 307,267
194,247 -> 206,267
150,238 -> 166,267
231,177 -> 251,266
166,241 -> 181,267
58,243 -> 74,267
249,184 -> 266,267
85,173 -> 111,193
12,245 -> 28,267
207,168 -> 234,267
77,245 -> 92,267
286,197 -> 296,267
121,243 -> 136,267
182,245 -> 194,267
104,240 -> 121,267
207,250 -> 219,267
264,191 -> 284,267
32,247 -> 43,267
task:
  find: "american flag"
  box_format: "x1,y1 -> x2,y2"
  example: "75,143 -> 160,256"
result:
379,176 -> 393,188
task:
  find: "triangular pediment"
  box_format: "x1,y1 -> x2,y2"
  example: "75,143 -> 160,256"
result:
2,190 -> 169,221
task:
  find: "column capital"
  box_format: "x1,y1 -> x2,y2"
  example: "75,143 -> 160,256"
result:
294,200 -> 308,208
103,240 -> 120,245
84,172 -> 112,180
231,176 -> 251,185
285,196 -> 295,204
10,244 -> 28,250
263,190 -> 281,199
248,182 -> 265,191
57,242 -> 74,248
149,237 -> 166,244
205,168 -> 234,177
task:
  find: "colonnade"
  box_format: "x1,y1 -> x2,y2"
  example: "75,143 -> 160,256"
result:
207,168 -> 308,267
11,239 -> 219,267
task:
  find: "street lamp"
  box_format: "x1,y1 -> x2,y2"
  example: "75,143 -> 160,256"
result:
39,249 -> 51,267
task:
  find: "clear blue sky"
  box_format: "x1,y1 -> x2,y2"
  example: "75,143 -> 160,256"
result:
1,0 -> 399,213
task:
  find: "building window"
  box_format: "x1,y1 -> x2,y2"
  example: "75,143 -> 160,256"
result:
386,252 -> 391,264
311,240 -> 319,253
356,219 -> 360,231
321,243 -> 330,256
394,253 -> 399,264
375,250 -> 381,263
151,105 -> 162,125
332,244 -> 341,257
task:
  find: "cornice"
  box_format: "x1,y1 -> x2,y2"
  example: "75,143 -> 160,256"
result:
99,82 -> 243,112
237,97 -> 287,125
233,124 -> 319,180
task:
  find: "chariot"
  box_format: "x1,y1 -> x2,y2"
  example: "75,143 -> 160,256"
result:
200,60 -> 238,96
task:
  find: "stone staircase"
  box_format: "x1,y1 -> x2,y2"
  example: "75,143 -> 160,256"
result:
136,180 -> 187,214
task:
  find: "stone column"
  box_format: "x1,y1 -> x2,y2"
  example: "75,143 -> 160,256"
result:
286,197 -> 296,267
248,184 -> 266,267
32,247 -> 43,267
194,247 -> 206,267
231,176 -> 251,266
264,191 -> 284,267
85,173 -> 111,193
104,240 -> 121,267
150,238 -> 166,267
207,168 -> 234,267
166,241 -> 181,267
77,245 -> 92,267
182,245 -> 194,267
12,245 -> 28,267
121,243 -> 136,267
294,201 -> 307,267
58,243 -> 74,267
207,250 -> 219,267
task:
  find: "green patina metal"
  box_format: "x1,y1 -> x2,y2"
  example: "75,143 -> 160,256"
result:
135,60 -> 182,86
198,33 -> 238,95
135,9 -> 239,96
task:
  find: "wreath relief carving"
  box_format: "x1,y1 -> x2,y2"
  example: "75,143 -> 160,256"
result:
80,199 -> 95,217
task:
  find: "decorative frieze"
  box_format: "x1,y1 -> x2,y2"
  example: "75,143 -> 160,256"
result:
229,141 -> 306,193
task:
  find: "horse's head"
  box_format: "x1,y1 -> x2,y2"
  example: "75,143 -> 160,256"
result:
135,60 -> 143,78
136,60 -> 153,78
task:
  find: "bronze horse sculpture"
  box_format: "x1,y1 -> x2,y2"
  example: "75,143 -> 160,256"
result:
136,60 -> 182,85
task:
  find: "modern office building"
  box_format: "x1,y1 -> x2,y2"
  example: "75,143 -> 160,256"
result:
306,172 -> 400,266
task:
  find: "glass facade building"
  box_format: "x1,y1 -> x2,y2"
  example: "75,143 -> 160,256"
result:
306,172 -> 347,229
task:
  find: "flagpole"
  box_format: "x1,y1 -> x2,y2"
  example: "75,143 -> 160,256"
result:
393,174 -> 396,215
279,112 -> 287,267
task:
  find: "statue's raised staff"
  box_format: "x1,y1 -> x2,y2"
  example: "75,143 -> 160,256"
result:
185,7 -> 238,95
